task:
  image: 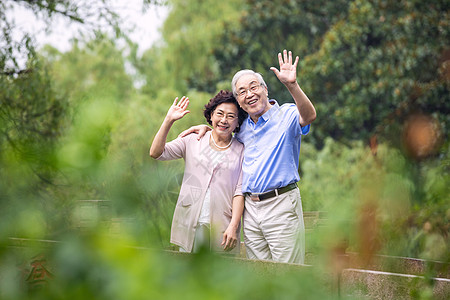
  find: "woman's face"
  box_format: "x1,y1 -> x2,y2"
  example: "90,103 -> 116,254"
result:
211,102 -> 239,137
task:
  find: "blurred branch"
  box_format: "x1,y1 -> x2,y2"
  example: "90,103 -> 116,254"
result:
14,0 -> 85,23
1,68 -> 33,76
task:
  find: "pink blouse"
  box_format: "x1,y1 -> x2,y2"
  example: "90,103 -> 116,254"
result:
157,131 -> 244,252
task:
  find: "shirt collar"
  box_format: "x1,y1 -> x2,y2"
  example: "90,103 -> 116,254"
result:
245,99 -> 279,125
261,99 -> 279,122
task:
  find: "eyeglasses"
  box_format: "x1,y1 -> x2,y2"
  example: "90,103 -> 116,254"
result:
214,111 -> 237,121
236,84 -> 263,99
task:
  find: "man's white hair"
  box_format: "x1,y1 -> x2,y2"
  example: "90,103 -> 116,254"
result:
231,70 -> 268,97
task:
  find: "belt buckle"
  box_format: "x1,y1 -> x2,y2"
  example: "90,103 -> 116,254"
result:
250,194 -> 260,202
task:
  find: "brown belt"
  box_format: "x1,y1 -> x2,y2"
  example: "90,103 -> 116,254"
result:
245,183 -> 298,202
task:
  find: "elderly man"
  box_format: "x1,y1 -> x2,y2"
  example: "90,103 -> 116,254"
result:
182,50 -> 316,263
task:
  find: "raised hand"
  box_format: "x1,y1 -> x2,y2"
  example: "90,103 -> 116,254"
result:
270,49 -> 299,85
150,96 -> 190,158
166,96 -> 190,122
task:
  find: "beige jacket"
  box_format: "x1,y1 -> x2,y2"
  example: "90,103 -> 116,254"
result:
157,131 -> 244,252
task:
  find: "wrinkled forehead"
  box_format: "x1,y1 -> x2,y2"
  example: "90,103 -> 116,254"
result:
235,74 -> 260,90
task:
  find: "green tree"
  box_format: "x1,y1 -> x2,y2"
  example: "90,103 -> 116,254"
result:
42,36 -> 134,104
213,0 -> 351,101
0,1 -> 126,185
300,0 -> 450,146
0,0 -> 150,238
135,0 -> 242,96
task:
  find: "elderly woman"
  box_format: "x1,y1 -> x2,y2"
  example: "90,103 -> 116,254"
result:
150,90 -> 247,253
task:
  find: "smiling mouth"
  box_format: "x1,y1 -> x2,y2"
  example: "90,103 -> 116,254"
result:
217,125 -> 229,130
248,99 -> 257,105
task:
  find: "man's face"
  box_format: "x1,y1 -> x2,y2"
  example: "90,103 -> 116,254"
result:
235,74 -> 270,122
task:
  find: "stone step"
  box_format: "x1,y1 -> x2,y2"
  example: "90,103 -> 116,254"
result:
344,252 -> 449,279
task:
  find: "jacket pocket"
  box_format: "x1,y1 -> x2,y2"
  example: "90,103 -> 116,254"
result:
179,196 -> 193,207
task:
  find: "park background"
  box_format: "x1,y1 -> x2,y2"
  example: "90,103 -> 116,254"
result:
0,0 -> 448,299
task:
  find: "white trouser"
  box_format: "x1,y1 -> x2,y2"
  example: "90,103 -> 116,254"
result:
243,188 -> 305,264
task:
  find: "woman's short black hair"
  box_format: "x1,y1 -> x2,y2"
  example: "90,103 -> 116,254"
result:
203,90 -> 247,133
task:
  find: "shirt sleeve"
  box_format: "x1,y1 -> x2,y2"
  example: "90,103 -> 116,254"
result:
233,148 -> 244,197
156,135 -> 189,161
285,104 -> 310,136
300,123 -> 310,135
